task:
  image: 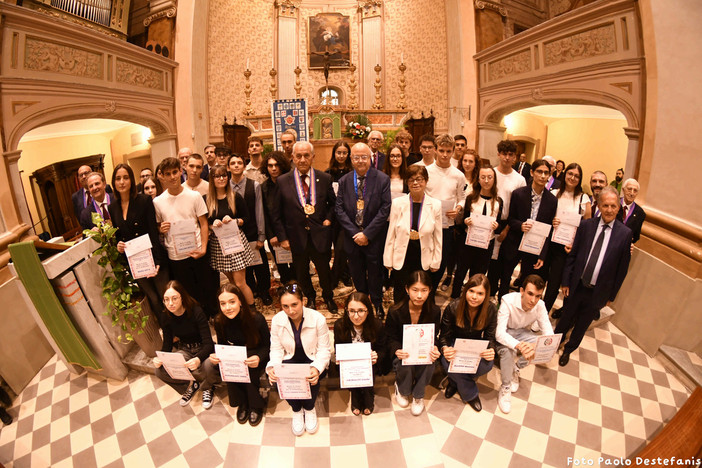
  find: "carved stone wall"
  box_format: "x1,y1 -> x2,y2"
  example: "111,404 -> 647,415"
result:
24,37 -> 103,79
543,23 -> 616,66
488,49 -> 531,81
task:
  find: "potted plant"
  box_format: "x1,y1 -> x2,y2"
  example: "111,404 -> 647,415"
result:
84,213 -> 162,357
344,114 -> 372,140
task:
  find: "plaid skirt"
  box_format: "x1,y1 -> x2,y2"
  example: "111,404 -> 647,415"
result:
209,229 -> 254,272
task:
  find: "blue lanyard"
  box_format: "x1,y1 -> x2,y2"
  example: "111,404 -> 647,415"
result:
353,171 -> 367,200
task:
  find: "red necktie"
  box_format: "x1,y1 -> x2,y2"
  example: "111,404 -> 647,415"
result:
101,203 -> 110,221
622,205 -> 628,218
302,175 -> 309,198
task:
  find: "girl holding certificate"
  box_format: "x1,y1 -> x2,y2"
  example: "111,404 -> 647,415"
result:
266,282 -> 331,436
382,143 -> 409,198
109,164 -> 168,320
545,163 -> 591,316
383,165 -> 443,303
333,292 -> 389,416
205,165 -> 256,309
451,165 -> 504,299
385,271 -> 441,416
440,274 -> 497,412
201,284 -> 270,423
153,281 -> 214,406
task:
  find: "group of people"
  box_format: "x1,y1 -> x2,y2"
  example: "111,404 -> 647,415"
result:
69,128 -> 645,434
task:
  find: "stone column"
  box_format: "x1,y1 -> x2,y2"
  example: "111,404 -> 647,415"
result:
623,127 -> 640,179
148,134 -> 178,166
3,150 -> 33,234
359,2 -> 384,109
276,2 -> 300,99
477,122 -> 506,165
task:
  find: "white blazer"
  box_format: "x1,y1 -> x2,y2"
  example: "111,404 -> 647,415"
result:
266,307 -> 331,374
383,193 -> 443,271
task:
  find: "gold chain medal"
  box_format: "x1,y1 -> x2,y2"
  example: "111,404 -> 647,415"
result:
409,230 -> 420,240
304,204 -> 315,215
356,199 -> 364,210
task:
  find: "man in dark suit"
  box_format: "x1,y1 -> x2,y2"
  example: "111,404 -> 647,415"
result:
513,153 -> 532,184
556,186 -> 633,366
542,155 -> 561,191
617,178 -> 646,243
275,141 -> 338,312
78,172 -> 114,230
72,165 -> 113,220
335,143 -> 392,317
498,159 -> 558,299
588,171 -> 608,218
368,130 -> 386,171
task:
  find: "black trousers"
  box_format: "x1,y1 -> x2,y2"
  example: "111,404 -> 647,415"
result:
543,243 -> 567,311
347,240 -> 384,309
392,240 -> 423,303
431,228 -> 455,288
497,243 -> 544,299
451,240 -> 493,298
330,226 -> 350,286
169,255 -> 218,317
246,245 -> 272,299
292,236 -> 334,303
554,283 -> 599,355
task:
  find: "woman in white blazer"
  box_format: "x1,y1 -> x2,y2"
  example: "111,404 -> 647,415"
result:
384,165 -> 443,303
266,282 -> 331,436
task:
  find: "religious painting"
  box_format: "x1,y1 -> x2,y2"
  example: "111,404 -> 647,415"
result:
308,13 -> 351,69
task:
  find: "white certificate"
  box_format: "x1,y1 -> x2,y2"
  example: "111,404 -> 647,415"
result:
274,246 -> 293,264
402,324 -> 435,366
124,234 -> 156,279
274,363 -> 312,400
441,200 -> 456,228
518,220 -> 551,255
248,241 -> 263,266
448,339 -> 488,374
213,222 -> 245,255
465,214 -> 496,250
551,212 -> 581,246
170,220 -> 198,255
336,342 -> 373,388
532,333 -> 563,364
215,344 -> 250,383
156,351 -> 194,381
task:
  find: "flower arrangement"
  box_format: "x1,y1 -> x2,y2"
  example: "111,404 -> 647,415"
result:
345,114 -> 372,140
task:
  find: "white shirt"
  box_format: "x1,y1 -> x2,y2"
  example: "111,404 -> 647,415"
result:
496,292 -> 553,349
425,162 -> 467,209
182,179 -> 209,197
494,167 -> 526,220
552,189 -> 588,216
153,188 -> 208,261
585,218 -> 614,286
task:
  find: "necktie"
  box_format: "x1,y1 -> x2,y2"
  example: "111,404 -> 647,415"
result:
582,224 -> 609,286
302,174 -> 309,198
85,193 -> 92,209
101,203 -> 110,221
356,176 -> 365,227
622,205 -> 628,218
519,162 -> 524,173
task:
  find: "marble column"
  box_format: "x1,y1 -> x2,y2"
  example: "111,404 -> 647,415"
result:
148,134 -> 178,166
277,3 -> 299,99
359,4 -> 384,109
477,122 -> 507,165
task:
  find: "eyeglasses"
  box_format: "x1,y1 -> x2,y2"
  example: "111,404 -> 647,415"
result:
408,177 -> 425,184
213,174 -> 228,180
163,295 -> 181,304
351,155 -> 369,161
348,309 -> 368,316
534,169 -> 550,176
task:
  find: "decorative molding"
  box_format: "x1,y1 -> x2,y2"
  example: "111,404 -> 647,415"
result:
488,49 -> 532,81
610,81 -> 633,94
531,87 -> 544,100
143,6 -> 177,27
358,1 -> 383,18
275,0 -> 301,18
474,0 -> 508,18
105,101 -> 116,113
24,36 -> 104,79
11,101 -> 40,116
543,24 -> 617,66
116,59 -> 164,90
35,7 -> 122,39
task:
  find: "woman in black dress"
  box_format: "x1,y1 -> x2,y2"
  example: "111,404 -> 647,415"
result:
108,163 -> 168,318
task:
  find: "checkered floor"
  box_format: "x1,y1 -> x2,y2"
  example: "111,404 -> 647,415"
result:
0,321 -> 691,468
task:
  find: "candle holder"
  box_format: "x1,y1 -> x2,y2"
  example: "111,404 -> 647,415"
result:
372,63 -> 382,109
294,66 -> 302,98
269,68 -> 278,100
397,62 -> 407,109
243,68 -> 254,116
347,63 -> 358,110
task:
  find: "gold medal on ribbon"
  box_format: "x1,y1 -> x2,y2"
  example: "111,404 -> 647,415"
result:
304,204 -> 315,215
356,199 -> 364,210
409,230 -> 420,240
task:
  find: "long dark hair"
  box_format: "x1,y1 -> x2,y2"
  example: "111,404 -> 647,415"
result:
383,143 -> 407,180
556,162 -> 584,199
214,283 -> 260,348
454,274 -> 491,330
327,141 -> 352,176
457,150 -> 480,185
112,163 -> 137,201
336,292 -> 379,344
260,151 -> 291,180
389,270 -> 434,317
161,280 -> 198,323
468,165 -> 499,215
279,280 -> 304,302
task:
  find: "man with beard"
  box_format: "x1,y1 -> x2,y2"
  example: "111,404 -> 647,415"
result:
610,168 -> 624,194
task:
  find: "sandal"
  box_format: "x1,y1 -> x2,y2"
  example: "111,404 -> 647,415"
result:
363,407 -> 373,415
352,407 -> 361,416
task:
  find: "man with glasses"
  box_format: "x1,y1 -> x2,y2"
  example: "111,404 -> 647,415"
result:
617,178 -> 646,244
274,141 -> 338,312
413,134 -> 437,167
335,143 -> 392,318
137,167 -> 153,193
367,130 -> 386,171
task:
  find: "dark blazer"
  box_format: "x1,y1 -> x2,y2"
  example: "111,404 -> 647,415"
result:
513,161 -> 531,180
78,192 -> 116,230
545,176 -> 561,191
372,151 -> 386,172
439,299 -> 497,351
107,194 -> 166,266
504,186 -> 558,259
335,168 -> 392,253
274,169 -> 336,254
261,179 -> 286,241
616,202 -> 646,243
385,302 -> 441,359
561,218 -> 632,310
72,185 -> 113,220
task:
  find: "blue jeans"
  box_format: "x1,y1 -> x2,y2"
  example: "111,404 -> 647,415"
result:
393,357 -> 435,399
496,327 -> 540,388
440,356 -> 494,401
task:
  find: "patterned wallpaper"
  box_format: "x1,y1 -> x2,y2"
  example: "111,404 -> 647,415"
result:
207,0 -> 449,136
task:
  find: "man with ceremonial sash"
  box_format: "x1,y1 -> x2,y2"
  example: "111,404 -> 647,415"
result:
274,141 -> 338,313
78,172 -> 113,230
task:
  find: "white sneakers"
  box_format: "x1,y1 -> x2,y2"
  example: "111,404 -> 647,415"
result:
511,368 -> 520,393
395,383 -> 409,408
291,408 -> 319,436
291,410 -> 305,436
304,408 -> 319,434
410,398 -> 425,416
498,386 -> 512,414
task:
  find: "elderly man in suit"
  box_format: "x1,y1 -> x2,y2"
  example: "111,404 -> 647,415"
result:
617,178 -> 646,244
72,165 -> 113,221
556,186 -> 633,366
367,130 -> 386,171
513,153 -> 531,183
335,142 -> 392,317
78,172 -> 114,230
275,141 -> 338,312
